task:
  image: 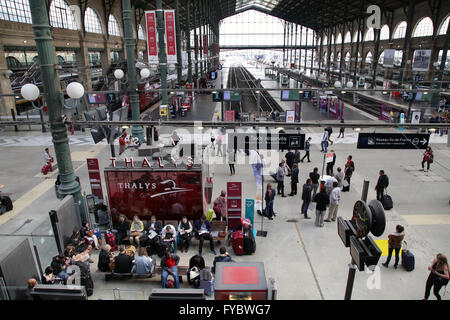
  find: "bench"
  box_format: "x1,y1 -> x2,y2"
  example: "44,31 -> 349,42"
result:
104,265 -> 189,282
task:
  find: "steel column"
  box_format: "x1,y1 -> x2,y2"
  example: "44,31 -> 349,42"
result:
398,0 -> 415,86
156,0 -> 168,107
175,0 -> 183,85
372,27 -> 381,88
186,0 -> 193,83
28,0 -> 86,221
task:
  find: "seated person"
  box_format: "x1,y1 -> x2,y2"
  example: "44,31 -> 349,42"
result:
131,247 -> 154,275
80,221 -> 99,250
115,214 -> 130,245
69,229 -> 82,247
161,224 -> 177,253
41,267 -> 56,285
178,216 -> 193,253
193,215 -> 216,256
212,247 -> 233,273
161,250 -> 180,288
97,204 -> 110,226
129,215 -> 144,247
145,215 -> 163,237
64,245 -> 75,259
114,245 -> 134,274
97,244 -> 114,272
187,254 -> 205,287
50,253 -> 72,284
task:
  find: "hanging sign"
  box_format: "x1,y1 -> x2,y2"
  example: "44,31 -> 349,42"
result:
164,10 -> 177,64
145,11 -> 158,64
203,35 -> 208,55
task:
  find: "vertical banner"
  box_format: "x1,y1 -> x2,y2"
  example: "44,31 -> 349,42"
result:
225,110 -> 235,122
164,10 -> 177,64
245,199 -> 257,237
412,49 -> 431,72
87,158 -> 104,200
383,49 -> 395,68
203,35 -> 208,55
145,11 -> 158,64
295,102 -> 300,121
227,182 -> 242,231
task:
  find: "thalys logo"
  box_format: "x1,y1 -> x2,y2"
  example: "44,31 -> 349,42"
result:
117,179 -> 193,197
151,180 -> 193,198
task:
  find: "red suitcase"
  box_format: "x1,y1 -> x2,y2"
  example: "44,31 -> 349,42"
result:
41,163 -> 52,175
231,230 -> 244,256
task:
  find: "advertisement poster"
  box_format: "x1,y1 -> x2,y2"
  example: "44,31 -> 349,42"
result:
411,111 -> 421,124
87,158 -> 104,200
379,103 -> 392,121
383,49 -> 395,68
145,11 -> 158,63
225,110 -> 235,122
203,35 -> 208,55
412,49 -> 431,72
164,10 -> 177,64
227,182 -> 242,230
286,110 -> 295,123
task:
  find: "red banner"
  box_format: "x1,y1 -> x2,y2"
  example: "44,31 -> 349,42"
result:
164,10 -> 177,64
216,43 -> 220,55
225,110 -> 235,122
227,182 -> 242,230
145,11 -> 158,64
203,35 -> 208,55
87,158 -> 104,200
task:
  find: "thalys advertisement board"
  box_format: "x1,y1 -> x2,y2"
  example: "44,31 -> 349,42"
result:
105,166 -> 203,223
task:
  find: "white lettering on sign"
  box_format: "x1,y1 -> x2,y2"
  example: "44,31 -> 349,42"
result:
366,5 -> 381,29
109,156 -> 194,168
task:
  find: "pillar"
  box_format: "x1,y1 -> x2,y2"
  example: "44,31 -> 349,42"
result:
186,0 -> 193,83
156,0 -> 168,106
101,41 -> 111,76
399,0 -> 415,86
175,0 -> 183,85
75,41 -> 93,90
0,45 -> 15,116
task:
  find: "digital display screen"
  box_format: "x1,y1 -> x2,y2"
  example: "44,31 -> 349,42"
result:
88,93 -> 107,104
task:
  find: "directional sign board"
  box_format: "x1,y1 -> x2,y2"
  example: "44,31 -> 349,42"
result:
227,133 -> 306,151
357,133 -> 430,149
223,90 -> 242,102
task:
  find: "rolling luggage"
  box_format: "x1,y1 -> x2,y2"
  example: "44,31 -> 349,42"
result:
381,189 -> 393,210
243,229 -> 256,255
104,230 -> 118,251
0,196 -> 13,212
231,230 -> 244,256
41,163 -> 52,175
401,242 -> 415,272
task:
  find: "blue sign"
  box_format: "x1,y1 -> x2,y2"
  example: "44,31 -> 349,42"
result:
245,199 -> 257,237
218,64 -> 222,70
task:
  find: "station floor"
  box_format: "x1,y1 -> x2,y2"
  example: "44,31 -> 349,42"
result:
0,119 -> 449,299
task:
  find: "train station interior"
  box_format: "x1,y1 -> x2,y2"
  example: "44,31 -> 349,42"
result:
0,0 -> 449,302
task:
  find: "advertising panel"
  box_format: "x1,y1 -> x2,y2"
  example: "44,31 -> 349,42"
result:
145,11 -> 158,63
105,169 -> 203,223
164,10 -> 177,64
412,49 -> 431,72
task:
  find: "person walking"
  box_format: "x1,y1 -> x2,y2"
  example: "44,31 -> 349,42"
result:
289,163 -> 299,196
264,184 -> 276,220
276,162 -> 286,197
381,225 -> 405,269
423,253 -> 449,300
309,167 -> 320,198
375,170 -> 389,201
342,155 -> 355,192
313,187 -> 329,227
325,182 -> 341,222
213,190 -> 227,221
421,146 -> 434,172
300,137 -> 312,162
337,120 -> 345,138
119,134 -> 127,155
294,149 -> 301,165
321,129 -> 329,152
227,149 -> 236,176
334,167 -> 345,189
44,148 -> 54,171
326,150 -> 336,176
216,132 -> 224,156
301,179 -> 313,219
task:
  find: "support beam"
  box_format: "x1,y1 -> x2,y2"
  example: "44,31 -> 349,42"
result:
156,0 -> 168,108
398,0 -> 415,86
186,0 -> 192,83
29,0 -> 86,222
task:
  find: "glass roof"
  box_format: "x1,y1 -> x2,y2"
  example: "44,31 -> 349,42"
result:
236,0 -> 282,11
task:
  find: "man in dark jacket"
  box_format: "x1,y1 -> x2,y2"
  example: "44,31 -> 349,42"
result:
114,246 -> 134,273
289,163 -> 299,196
375,170 -> 389,201
193,215 -> 216,256
301,179 -> 313,219
212,247 -> 233,273
326,150 -> 336,176
301,137 -> 312,162
145,215 -> 163,235
161,250 -> 180,288
309,168 -> 320,198
50,254 -> 70,283
115,214 -> 130,245
285,150 -> 295,173
313,187 -> 330,227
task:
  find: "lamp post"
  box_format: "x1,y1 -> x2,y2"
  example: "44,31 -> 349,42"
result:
122,0 -> 144,144
28,0 -> 86,222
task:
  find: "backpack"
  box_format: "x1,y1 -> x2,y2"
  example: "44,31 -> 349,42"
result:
206,208 -> 214,222
326,127 -> 333,135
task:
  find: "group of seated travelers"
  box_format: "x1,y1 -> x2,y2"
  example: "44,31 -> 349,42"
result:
113,214 -> 217,256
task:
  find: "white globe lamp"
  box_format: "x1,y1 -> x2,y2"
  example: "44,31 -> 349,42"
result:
168,64 -> 176,71
114,69 -> 125,80
334,80 -> 342,88
66,82 -> 85,99
21,83 -> 40,101
140,68 -> 150,79
346,81 -> 354,88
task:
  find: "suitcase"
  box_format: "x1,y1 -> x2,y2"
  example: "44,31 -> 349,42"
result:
41,163 -> 52,175
199,269 -> 214,296
104,230 -> 118,251
381,194 -> 393,210
231,230 -> 244,256
243,229 -> 256,255
401,242 -> 415,272
0,195 -> 13,212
